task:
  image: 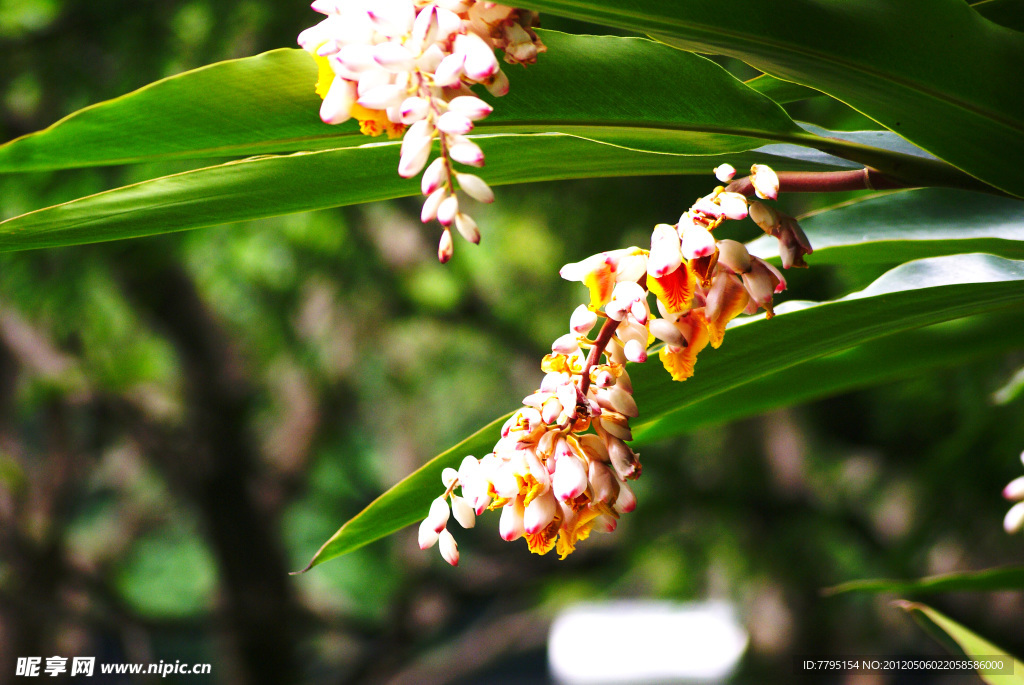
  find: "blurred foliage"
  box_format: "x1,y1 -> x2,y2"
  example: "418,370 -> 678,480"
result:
0,1 -> 1022,684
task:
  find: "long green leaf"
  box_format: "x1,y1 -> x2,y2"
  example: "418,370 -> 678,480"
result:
301,254 -> 1024,568
0,32 -> 803,170
826,567 -> 1024,596
897,602 -> 1024,684
519,0 -> 1024,197
633,310 -> 1024,441
0,134 -> 852,252
748,188 -> 1024,266
0,33 -> 978,192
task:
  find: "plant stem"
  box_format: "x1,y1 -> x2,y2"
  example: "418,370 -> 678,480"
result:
578,316 -> 619,397
725,168 -> 906,197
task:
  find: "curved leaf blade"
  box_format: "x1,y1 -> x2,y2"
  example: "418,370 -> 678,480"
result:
635,310 -> 1024,440
826,567 -> 1024,596
0,32 -> 804,171
520,0 -> 1024,197
0,133 -> 852,252
897,602 -> 1024,684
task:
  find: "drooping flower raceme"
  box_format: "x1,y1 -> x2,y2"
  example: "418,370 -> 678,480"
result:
1003,451 -> 1024,535
421,164 -> 815,565
298,0 -> 545,262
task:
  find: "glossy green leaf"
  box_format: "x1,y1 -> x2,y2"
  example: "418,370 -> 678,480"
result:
973,0 -> 1024,31
301,254 -> 1024,568
825,567 -> 1024,596
0,32 -> 805,171
744,74 -> 820,105
0,32 -> 979,192
0,134 -> 853,252
897,602 -> 1024,684
519,0 -> 1024,197
633,310 -> 1024,441
748,188 -> 1024,266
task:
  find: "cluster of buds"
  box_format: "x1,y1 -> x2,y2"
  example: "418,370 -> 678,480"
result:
420,164 -> 813,564
1003,451 -> 1024,534
298,0 -> 545,262
419,340 -> 641,565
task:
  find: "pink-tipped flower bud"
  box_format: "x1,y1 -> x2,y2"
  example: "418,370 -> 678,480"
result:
717,192 -> 749,221
373,41 -> 416,71
751,164 -> 780,200
589,461 -> 621,505
426,496 -> 450,533
607,437 -> 641,480
1004,501 -> 1024,535
499,498 -> 525,541
418,518 -> 440,549
319,78 -> 357,125
716,239 -> 752,274
524,489 -> 557,534
649,318 -> 686,347
749,201 -> 780,234
437,229 -> 454,263
433,52 -> 465,87
357,83 -> 406,110
614,480 -> 637,513
551,333 -> 580,355
447,96 -> 494,121
1005,476 -> 1024,500
421,188 -> 446,223
648,223 -> 682,278
552,444 -> 587,501
681,224 -> 717,260
570,304 -> 598,334
437,111 -> 474,135
454,212 -> 480,244
438,528 -> 460,565
400,96 -> 430,124
484,69 -> 510,97
455,173 -> 494,203
714,163 -> 736,182
451,495 -> 476,528
449,139 -> 485,167
421,157 -> 448,196
437,195 -> 459,227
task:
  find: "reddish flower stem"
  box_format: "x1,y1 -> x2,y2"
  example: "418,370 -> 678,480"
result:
725,168 -> 907,197
577,316 -> 620,397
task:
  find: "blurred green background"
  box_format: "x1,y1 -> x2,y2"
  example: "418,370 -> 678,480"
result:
0,1 -> 1022,683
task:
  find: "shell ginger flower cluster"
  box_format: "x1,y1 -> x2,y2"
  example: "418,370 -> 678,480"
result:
420,163 -> 814,565
298,0 -> 545,262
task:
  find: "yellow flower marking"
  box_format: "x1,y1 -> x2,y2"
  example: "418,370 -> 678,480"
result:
647,260 -> 695,314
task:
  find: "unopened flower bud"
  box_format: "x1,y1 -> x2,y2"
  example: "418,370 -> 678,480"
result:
418,519 -> 440,549
570,304 -> 598,334
451,495 -> 476,528
499,498 -> 525,541
750,164 -> 780,200
749,201 -> 780,234
455,173 -> 495,203
426,496 -> 450,533
437,229 -> 454,263
454,212 -> 480,244
439,528 -> 460,565
716,239 -> 752,274
714,163 -> 736,182
1004,501 -> 1024,534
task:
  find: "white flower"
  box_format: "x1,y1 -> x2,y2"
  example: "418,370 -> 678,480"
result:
299,0 -> 546,261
